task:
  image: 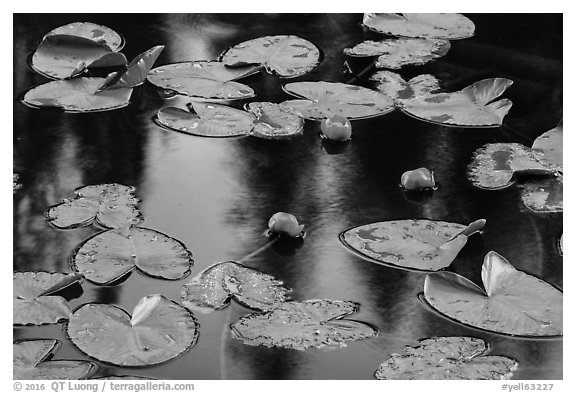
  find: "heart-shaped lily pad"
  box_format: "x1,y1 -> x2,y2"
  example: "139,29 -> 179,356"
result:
14,339 -> 97,380
67,295 -> 198,366
231,299 -> 378,350
520,176 -> 563,213
73,227 -> 193,285
245,102 -> 304,139
14,271 -> 82,325
375,336 -> 517,380
423,251 -> 563,337
147,61 -> 258,100
181,261 -> 290,313
281,81 -> 395,120
339,219 -> 485,272
221,35 -> 321,78
370,71 -> 442,102
344,38 -> 450,69
45,22 -> 124,51
532,120 -> 563,170
46,183 -> 143,229
400,78 -> 514,127
363,13 -> 475,40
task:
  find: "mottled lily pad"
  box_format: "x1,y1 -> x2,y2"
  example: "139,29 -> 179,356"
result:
147,61 -> 257,100
73,227 -> 193,285
46,183 -> 142,229
281,81 -> 395,120
14,272 -> 82,325
423,251 -> 563,337
14,339 -> 97,380
156,102 -> 255,137
363,13 -> 475,40
339,219 -> 485,272
245,102 -> 304,139
344,38 -> 450,69
221,35 -> 321,78
45,22 -> 124,51
520,176 -> 563,213
401,78 -> 514,127
370,71 -> 442,102
375,336 -> 517,380
181,261 -> 290,313
231,299 -> 377,350
67,295 -> 198,366
532,120 -> 563,170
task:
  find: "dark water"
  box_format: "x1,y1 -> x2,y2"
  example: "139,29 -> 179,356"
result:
13,14 -> 562,380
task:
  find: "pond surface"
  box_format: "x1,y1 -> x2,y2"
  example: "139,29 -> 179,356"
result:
13,14 -> 562,380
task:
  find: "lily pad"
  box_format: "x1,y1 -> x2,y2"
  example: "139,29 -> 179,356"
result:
532,120 -> 563,170
245,102 -> 304,139
370,71 -> 442,102
231,299 -> 378,350
339,219 -> 485,272
423,251 -> 563,337
14,271 -> 82,325
181,261 -> 290,313
401,78 -> 514,127
147,61 -> 257,100
45,22 -> 124,51
67,295 -> 198,366
14,339 -> 97,380
99,46 -> 165,90
520,176 -> 563,213
281,81 -> 395,120
375,336 -> 517,380
73,227 -> 193,285
363,13 -> 475,40
157,102 -> 255,137
46,183 -> 142,229
344,38 -> 450,69
221,35 -> 321,78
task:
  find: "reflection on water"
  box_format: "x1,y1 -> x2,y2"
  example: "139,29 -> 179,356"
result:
13,14 -> 562,379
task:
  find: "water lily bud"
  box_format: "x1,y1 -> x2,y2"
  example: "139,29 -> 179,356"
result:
401,168 -> 436,190
268,212 -> 304,238
321,114 -> 352,141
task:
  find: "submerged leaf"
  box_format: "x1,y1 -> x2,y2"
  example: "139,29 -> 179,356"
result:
363,13 -> 475,40
423,251 -> 563,337
231,299 -> 377,350
221,35 -> 320,78
520,176 -> 563,213
281,81 -> 394,120
14,339 -> 96,380
532,120 -> 563,171
45,22 -> 124,51
73,227 -> 193,285
67,295 -> 198,366
375,336 -> 517,380
245,102 -> 304,139
181,261 -> 290,313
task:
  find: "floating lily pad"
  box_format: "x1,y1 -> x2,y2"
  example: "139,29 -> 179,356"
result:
363,13 -> 475,40
221,35 -> 321,78
181,261 -> 290,313
245,102 -> 304,139
22,77 -> 133,112
99,46 -> 164,90
401,78 -> 514,127
532,120 -> 563,170
147,61 -> 257,100
73,227 -> 193,285
157,102 -> 255,137
344,38 -> 450,69
46,183 -> 142,229
339,219 -> 485,272
67,295 -> 198,366
423,251 -> 563,337
14,339 -> 97,380
375,336 -> 517,380
231,299 -> 377,350
281,81 -> 394,120
370,71 -> 442,101
520,176 -> 563,213
45,22 -> 124,51
14,271 -> 82,325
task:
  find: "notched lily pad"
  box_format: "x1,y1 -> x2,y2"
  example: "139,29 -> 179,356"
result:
67,295 -> 198,366
45,22 -> 124,51
345,38 -> 450,69
339,219 -> 485,272
532,120 -> 563,170
99,46 -> 164,90
221,35 -> 321,78
370,71 -> 442,102
46,183 -> 142,229
423,251 -> 563,337
375,336 -> 517,380
520,175 -> 563,213
73,227 -> 193,285
281,81 -> 394,120
181,261 -> 290,313
245,102 -> 304,139
14,339 -> 97,380
231,299 -> 377,350
363,13 -> 475,40
14,271 -> 82,325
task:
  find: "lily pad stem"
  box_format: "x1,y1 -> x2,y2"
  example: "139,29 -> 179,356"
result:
345,59 -> 377,84
238,237 -> 279,264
